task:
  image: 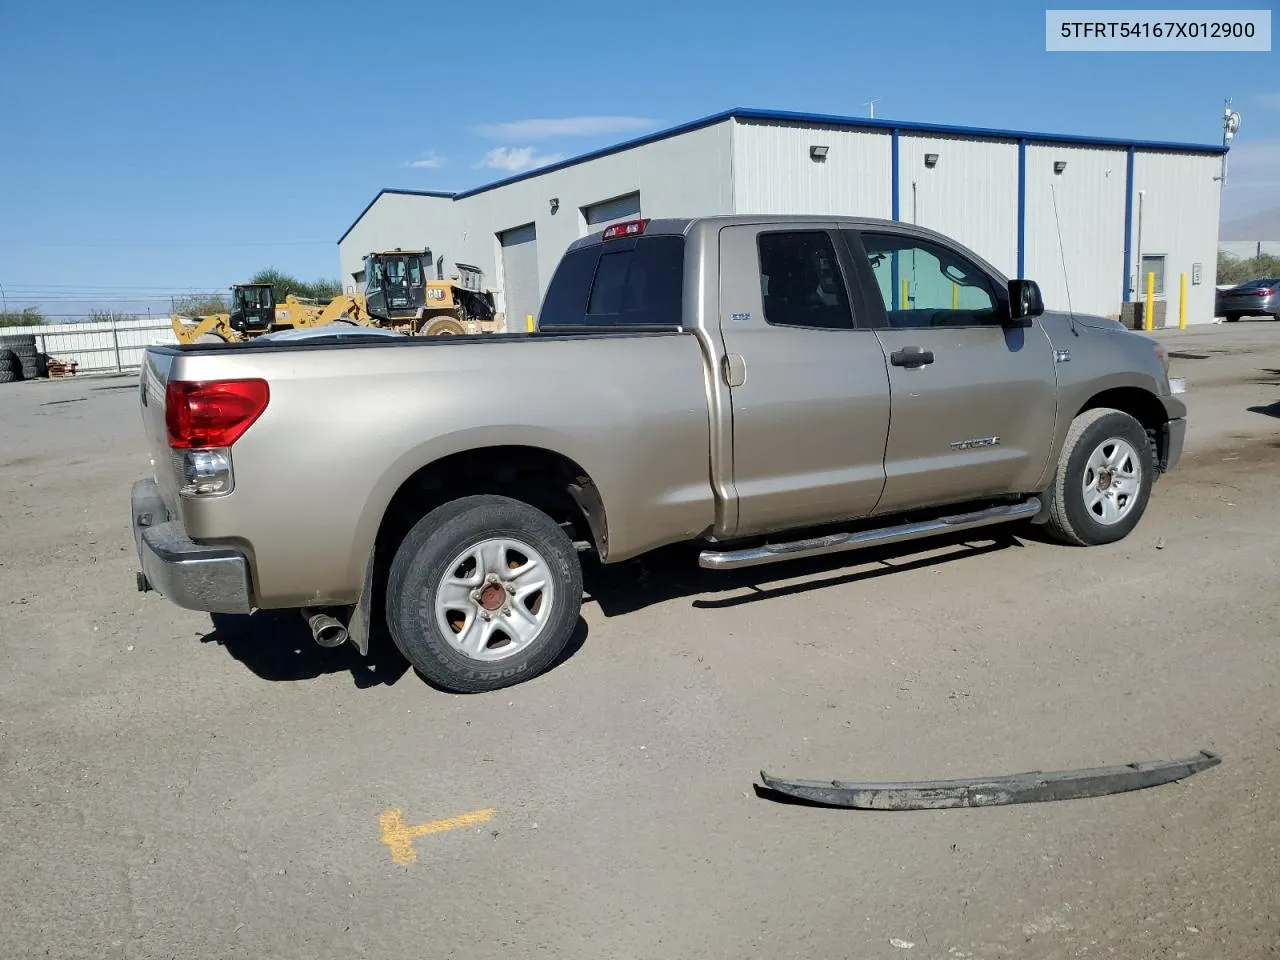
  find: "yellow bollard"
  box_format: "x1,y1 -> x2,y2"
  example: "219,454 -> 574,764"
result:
1144,271 -> 1155,333
901,279 -> 909,309
951,283 -> 959,309
1179,273 -> 1187,329
526,314 -> 534,333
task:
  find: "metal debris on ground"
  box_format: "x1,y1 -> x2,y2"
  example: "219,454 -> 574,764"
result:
758,750 -> 1221,809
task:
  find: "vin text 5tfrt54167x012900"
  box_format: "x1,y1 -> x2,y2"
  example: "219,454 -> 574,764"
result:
130,215 -> 1186,692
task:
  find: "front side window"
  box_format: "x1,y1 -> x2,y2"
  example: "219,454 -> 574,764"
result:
756,231 -> 852,330
860,233 -> 998,328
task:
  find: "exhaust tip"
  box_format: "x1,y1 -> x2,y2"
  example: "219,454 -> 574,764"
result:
303,608 -> 349,649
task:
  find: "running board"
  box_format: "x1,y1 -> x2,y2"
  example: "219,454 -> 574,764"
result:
697,497 -> 1041,571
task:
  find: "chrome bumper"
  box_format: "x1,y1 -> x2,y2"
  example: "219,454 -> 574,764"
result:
131,478 -> 253,614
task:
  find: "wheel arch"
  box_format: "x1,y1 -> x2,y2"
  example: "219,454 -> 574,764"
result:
1076,386 -> 1169,465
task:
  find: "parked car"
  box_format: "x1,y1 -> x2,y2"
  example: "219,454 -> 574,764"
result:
1218,277 -> 1280,321
131,215 -> 1186,693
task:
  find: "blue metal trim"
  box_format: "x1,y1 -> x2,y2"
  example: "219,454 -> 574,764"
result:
337,108 -> 1226,243
1016,139 -> 1027,278
890,128 -> 900,309
337,188 -> 457,245
1122,147 -> 1136,301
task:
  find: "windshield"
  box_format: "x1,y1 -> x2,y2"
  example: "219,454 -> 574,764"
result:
235,286 -> 273,309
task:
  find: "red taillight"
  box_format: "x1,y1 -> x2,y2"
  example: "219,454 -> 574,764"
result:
1252,288 -> 1274,296
602,218 -> 648,240
165,379 -> 270,449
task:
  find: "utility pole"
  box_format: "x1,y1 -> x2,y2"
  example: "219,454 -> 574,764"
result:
1220,98 -> 1241,191
863,98 -> 881,119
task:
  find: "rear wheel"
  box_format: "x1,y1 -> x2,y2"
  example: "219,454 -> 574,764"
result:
1224,313 -> 1241,322
1044,408 -> 1154,546
386,495 -> 583,693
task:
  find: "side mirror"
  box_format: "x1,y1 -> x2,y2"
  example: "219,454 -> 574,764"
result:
1007,279 -> 1044,324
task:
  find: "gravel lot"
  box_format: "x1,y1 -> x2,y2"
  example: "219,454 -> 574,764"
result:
2,324 -> 1278,960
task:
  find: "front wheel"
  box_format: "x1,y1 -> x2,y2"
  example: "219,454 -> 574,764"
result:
386,495 -> 583,692
1044,408 -> 1154,546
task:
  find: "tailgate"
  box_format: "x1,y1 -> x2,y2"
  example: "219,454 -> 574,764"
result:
139,348 -> 180,512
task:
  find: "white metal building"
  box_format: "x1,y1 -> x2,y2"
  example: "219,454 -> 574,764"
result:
338,108 -> 1226,328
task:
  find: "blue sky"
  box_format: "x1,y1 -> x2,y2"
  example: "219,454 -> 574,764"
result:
0,0 -> 1276,315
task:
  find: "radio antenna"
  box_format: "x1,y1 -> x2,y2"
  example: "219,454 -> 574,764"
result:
1050,183 -> 1078,336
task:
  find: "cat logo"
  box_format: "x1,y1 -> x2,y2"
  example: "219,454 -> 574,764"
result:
950,436 -> 1001,450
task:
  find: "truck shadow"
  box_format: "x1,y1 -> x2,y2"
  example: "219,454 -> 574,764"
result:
584,529 -> 1024,617
200,609 -> 589,691
201,610 -> 410,689
1247,400 -> 1280,419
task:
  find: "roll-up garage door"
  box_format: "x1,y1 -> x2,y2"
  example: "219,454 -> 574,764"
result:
583,192 -> 642,232
499,223 -> 539,327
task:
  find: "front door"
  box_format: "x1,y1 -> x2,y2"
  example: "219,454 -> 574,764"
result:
845,228 -> 1058,514
717,223 -> 891,536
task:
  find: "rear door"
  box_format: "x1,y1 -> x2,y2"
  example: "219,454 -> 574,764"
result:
844,227 -> 1058,514
717,223 -> 890,536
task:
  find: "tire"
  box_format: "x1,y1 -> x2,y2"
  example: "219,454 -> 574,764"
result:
0,334 -> 36,349
1224,313 -> 1240,323
423,316 -> 465,336
22,361 -> 45,379
0,349 -> 15,366
1044,408 -> 1154,547
13,343 -> 37,358
0,370 -> 18,384
386,494 -> 583,693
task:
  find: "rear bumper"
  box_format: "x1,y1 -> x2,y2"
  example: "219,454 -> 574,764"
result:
1220,298 -> 1279,315
131,478 -> 253,614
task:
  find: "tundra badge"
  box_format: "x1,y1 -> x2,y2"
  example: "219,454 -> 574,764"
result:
950,436 -> 1001,450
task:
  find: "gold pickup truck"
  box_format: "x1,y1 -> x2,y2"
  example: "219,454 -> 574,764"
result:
131,215 -> 1185,693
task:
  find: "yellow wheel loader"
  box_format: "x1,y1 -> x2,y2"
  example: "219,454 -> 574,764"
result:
360,249 -> 503,336
170,284 -> 373,344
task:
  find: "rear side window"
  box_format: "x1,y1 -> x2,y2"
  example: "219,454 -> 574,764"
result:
539,235 -> 684,328
757,231 -> 853,330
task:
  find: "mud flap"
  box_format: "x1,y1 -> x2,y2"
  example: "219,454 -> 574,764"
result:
759,750 -> 1220,809
344,551 -> 376,656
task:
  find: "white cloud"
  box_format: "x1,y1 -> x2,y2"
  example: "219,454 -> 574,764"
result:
471,116 -> 658,139
476,146 -> 567,173
404,150 -> 447,169
1257,91 -> 1280,109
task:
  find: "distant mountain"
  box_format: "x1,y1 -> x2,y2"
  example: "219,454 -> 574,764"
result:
1220,206 -> 1280,240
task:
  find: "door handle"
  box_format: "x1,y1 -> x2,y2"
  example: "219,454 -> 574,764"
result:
722,352 -> 747,387
890,347 -> 934,368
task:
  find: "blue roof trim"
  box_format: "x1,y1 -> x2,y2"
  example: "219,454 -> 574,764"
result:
337,188 -> 457,244
338,107 -> 1226,243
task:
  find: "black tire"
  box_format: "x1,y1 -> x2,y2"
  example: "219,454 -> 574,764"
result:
1224,313 -> 1241,322
0,334 -> 36,349
22,363 -> 44,379
0,370 -> 18,384
1044,408 -> 1154,547
0,349 -> 15,366
386,494 -> 583,693
13,343 -> 37,358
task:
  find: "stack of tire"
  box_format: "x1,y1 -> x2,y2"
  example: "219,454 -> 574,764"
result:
0,334 -> 50,384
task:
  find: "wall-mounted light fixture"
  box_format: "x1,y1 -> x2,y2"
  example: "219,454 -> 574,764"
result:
923,153 -> 939,169
549,197 -> 560,214
809,144 -> 829,161
1054,161 -> 1067,175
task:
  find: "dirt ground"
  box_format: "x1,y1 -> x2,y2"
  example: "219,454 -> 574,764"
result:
2,323 -> 1278,960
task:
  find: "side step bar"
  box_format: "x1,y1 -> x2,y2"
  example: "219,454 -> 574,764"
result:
698,497 -> 1041,571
